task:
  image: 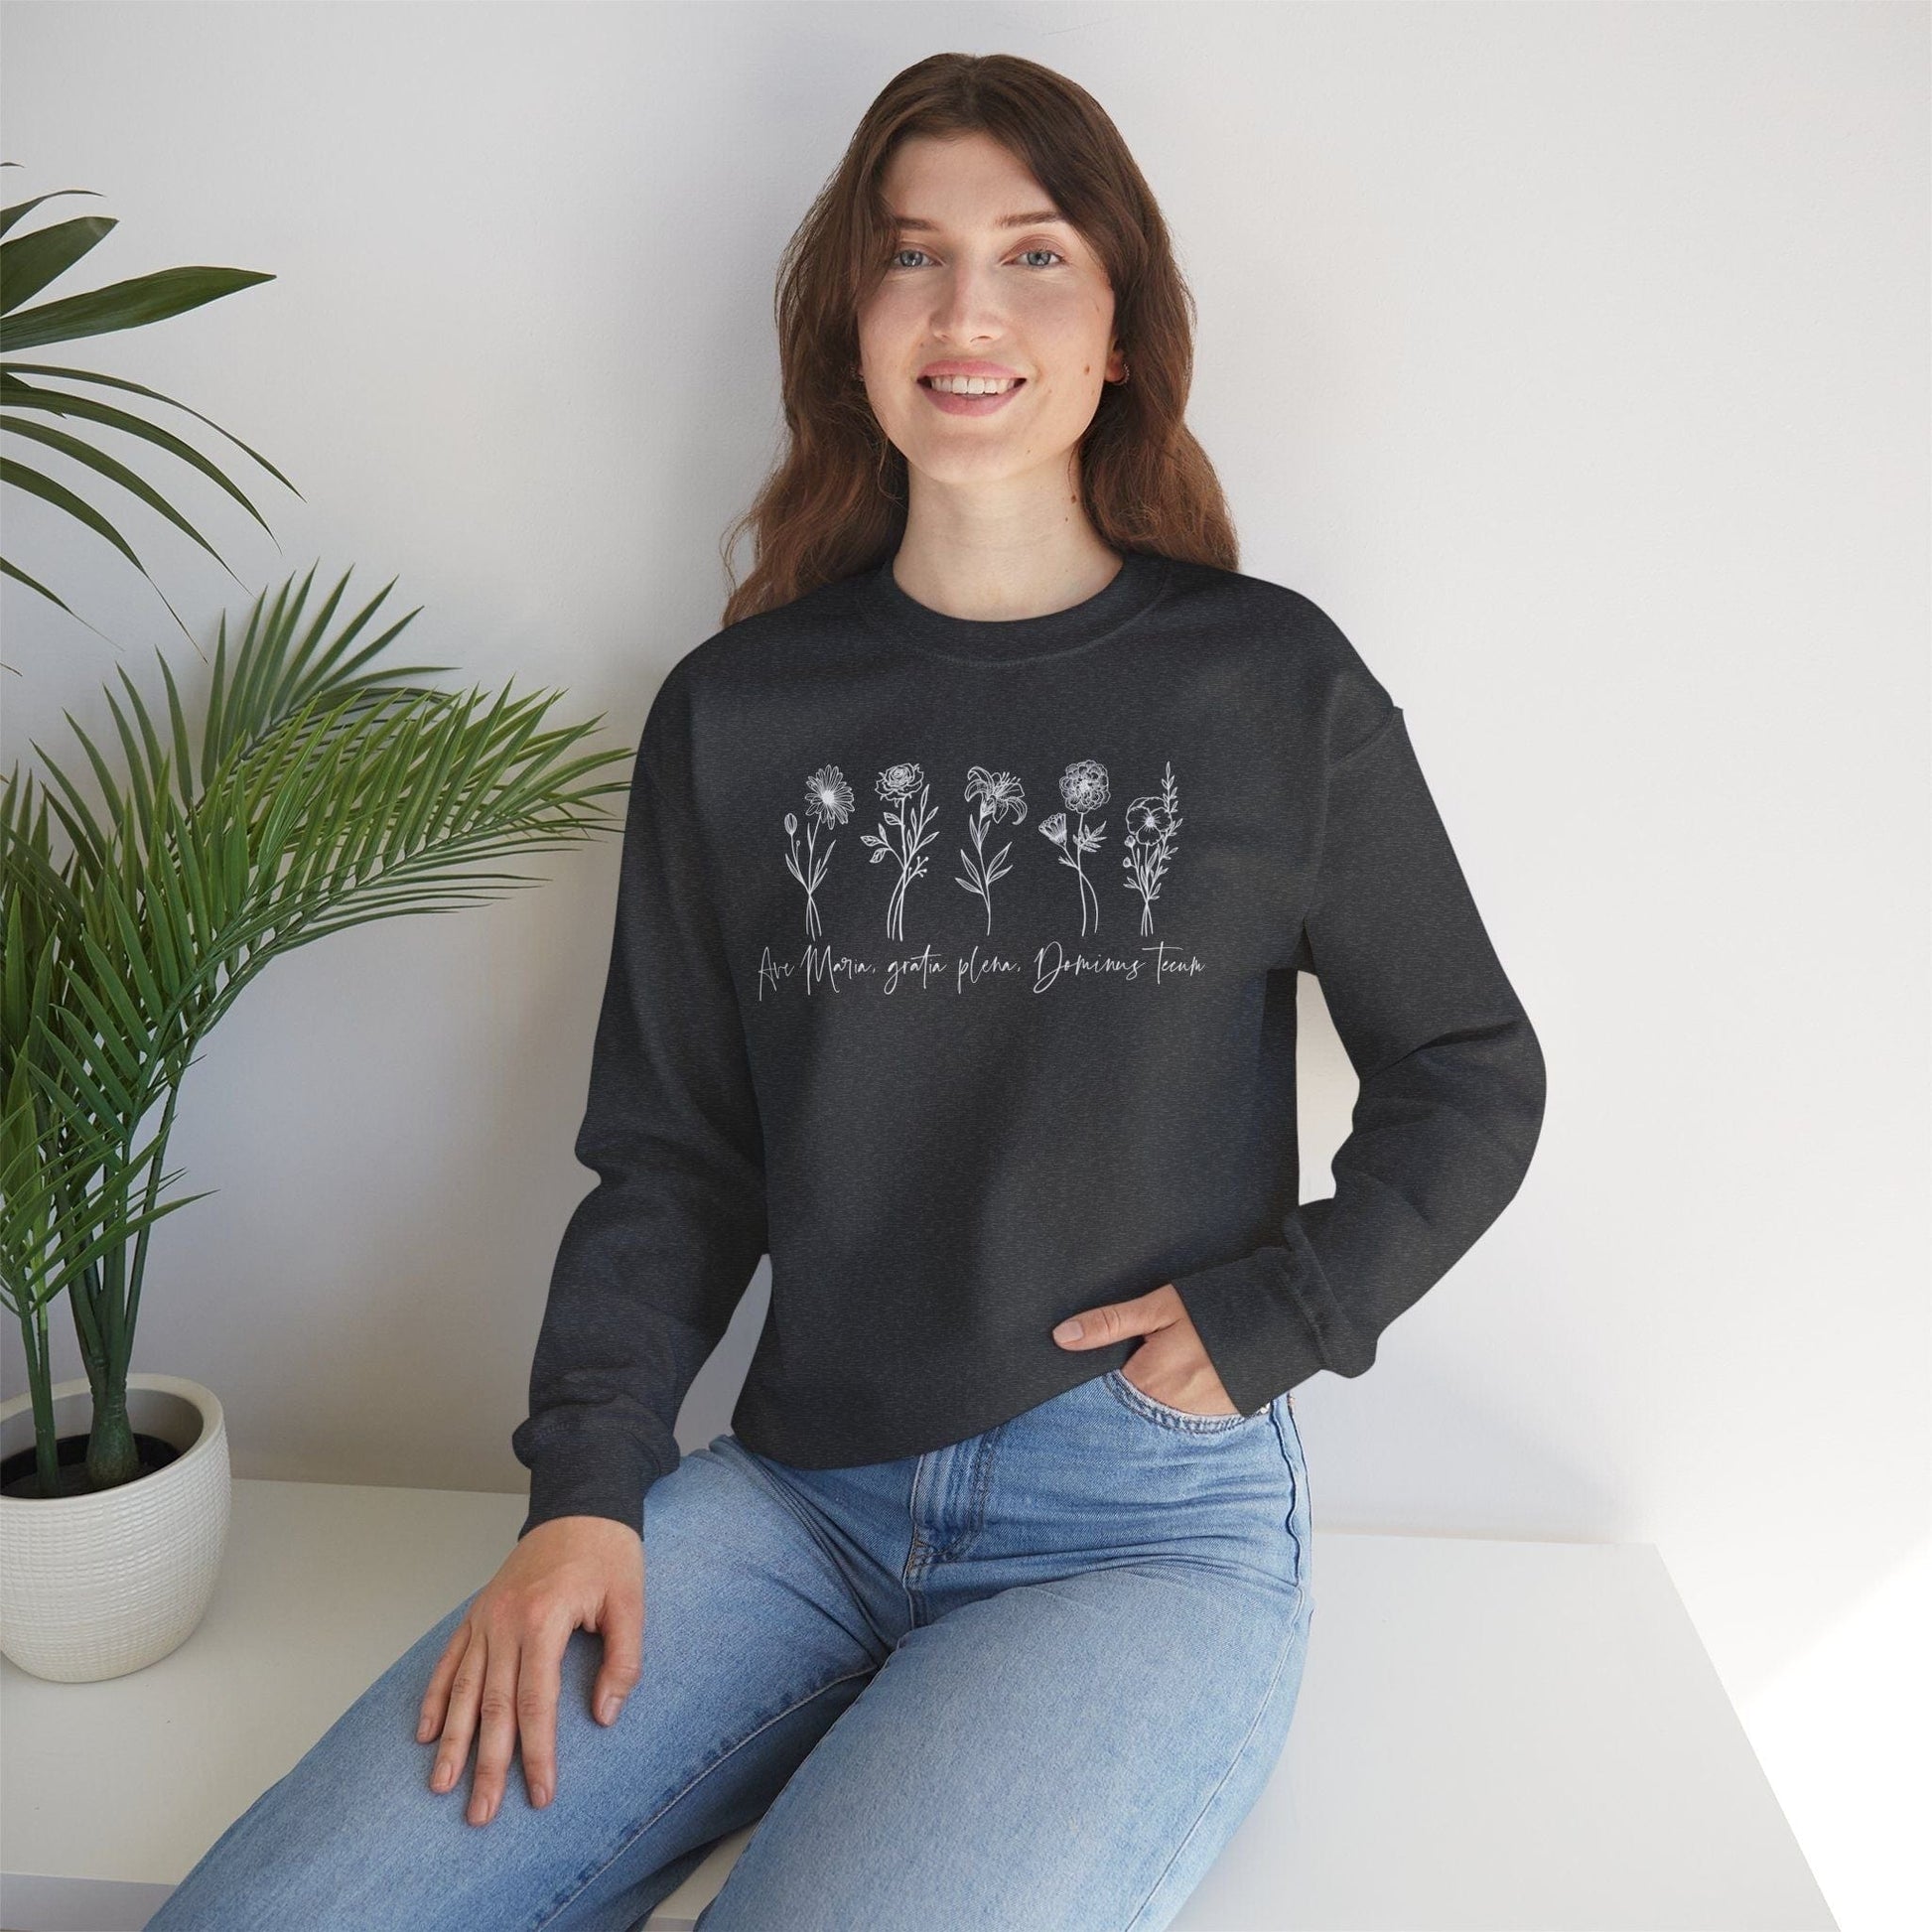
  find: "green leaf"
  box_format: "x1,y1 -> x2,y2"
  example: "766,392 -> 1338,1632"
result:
0,213 -> 117,314
0,265 -> 276,354
2,370 -> 279,539
3,358 -> 303,497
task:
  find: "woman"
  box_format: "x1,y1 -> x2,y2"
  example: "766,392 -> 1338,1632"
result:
148,52 -> 1545,1932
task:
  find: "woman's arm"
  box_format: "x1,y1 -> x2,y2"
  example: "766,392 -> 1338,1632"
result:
1171,701 -> 1548,1417
509,665 -> 766,1540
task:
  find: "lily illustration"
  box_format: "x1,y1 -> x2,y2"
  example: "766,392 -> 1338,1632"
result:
956,765 -> 1027,935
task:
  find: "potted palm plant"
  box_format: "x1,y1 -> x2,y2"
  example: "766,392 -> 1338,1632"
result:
0,168 -> 632,1681
0,570 -> 631,1680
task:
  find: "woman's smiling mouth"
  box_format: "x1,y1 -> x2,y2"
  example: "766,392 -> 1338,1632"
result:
918,373 -> 1027,416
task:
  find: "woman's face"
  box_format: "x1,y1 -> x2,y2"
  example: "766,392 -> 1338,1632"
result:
856,130 -> 1125,494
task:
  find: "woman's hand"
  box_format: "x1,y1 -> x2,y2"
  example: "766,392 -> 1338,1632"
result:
1051,1281 -> 1239,1415
417,1514 -> 644,1826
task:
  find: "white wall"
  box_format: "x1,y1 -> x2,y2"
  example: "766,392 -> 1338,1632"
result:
3,4 -> 1924,1925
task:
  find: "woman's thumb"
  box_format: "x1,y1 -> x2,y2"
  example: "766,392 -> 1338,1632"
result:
594,1590 -> 643,1724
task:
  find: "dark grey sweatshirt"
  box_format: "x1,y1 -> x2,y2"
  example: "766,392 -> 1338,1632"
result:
510,551 -> 1547,1539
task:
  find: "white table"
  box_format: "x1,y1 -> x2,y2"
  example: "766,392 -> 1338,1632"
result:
0,1478 -> 1836,1931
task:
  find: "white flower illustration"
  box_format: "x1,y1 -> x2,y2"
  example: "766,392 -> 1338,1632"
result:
956,766 -> 1027,935
860,760 -> 937,940
1039,759 -> 1110,935
783,763 -> 851,938
1121,761 -> 1182,936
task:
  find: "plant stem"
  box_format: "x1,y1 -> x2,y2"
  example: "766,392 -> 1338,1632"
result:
84,1381 -> 138,1488
10,1296 -> 61,1496
58,1057 -> 192,1493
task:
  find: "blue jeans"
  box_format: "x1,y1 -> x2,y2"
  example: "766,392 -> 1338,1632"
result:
146,1369 -> 1313,1931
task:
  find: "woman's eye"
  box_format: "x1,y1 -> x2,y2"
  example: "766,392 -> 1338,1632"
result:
887,246 -> 1066,270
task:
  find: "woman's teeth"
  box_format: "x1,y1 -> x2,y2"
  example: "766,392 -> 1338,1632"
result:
922,375 -> 1022,394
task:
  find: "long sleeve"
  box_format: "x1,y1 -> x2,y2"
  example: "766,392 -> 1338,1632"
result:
509,675 -> 767,1540
1170,703 -> 1547,1418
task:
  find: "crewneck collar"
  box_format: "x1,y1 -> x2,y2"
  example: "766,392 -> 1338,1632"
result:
851,549 -> 1173,665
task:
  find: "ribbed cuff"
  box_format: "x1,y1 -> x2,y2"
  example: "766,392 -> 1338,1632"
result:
1170,1243 -> 1328,1418
516,1432 -> 667,1542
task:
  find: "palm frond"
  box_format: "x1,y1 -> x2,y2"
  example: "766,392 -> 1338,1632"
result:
1,565 -> 631,1408
0,172 -> 298,632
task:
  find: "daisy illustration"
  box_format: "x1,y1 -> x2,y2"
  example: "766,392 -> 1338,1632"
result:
860,760 -> 938,940
1121,761 -> 1182,936
783,763 -> 852,938
1039,758 -> 1110,935
956,765 -> 1027,935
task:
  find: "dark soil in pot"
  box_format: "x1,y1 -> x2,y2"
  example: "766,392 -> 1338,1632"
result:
1,1429 -> 184,1499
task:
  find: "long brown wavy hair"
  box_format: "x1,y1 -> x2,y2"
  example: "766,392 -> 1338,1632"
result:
718,51 -> 1239,627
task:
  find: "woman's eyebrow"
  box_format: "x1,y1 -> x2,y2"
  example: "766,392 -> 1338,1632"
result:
891,208 -> 1070,232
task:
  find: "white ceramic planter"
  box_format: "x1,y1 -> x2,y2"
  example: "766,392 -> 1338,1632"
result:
0,1373 -> 230,1682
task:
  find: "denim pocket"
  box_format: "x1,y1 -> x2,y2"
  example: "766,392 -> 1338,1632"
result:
1103,1368 -> 1268,1435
